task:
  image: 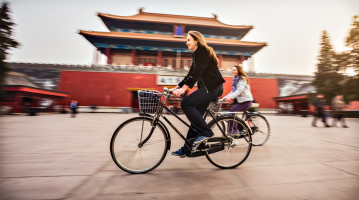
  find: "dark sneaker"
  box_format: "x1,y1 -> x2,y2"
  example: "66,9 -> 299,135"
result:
171,148 -> 185,157
193,136 -> 210,145
325,125 -> 331,127
343,125 -> 349,128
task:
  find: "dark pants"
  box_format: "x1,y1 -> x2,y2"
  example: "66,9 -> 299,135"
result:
71,108 -> 77,118
181,84 -> 223,141
229,101 -> 253,112
312,111 -> 328,126
332,112 -> 347,127
228,101 -> 253,133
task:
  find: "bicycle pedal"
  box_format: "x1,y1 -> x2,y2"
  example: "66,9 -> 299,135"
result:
191,147 -> 198,153
230,141 -> 239,147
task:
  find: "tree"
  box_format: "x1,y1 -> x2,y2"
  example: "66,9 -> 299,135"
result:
313,31 -> 342,104
343,15 -> 359,101
346,16 -> 359,51
0,2 -> 19,99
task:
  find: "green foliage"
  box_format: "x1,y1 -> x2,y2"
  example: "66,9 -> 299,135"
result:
344,16 -> 359,101
314,16 -> 359,104
313,31 -> 343,104
346,16 -> 359,49
0,2 -> 19,99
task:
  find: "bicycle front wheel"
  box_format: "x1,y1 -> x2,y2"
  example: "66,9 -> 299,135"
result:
246,114 -> 270,146
110,117 -> 168,174
206,116 -> 252,169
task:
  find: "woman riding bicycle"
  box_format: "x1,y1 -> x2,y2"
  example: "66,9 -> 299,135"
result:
223,65 -> 254,134
172,30 -> 225,156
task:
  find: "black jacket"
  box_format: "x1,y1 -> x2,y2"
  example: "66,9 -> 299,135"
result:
178,45 -> 225,92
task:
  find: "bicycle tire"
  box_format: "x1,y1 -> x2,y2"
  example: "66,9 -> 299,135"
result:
245,114 -> 270,146
110,116 -> 168,174
205,116 -> 252,169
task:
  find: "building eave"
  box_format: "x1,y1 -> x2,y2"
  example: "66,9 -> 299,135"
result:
79,30 -> 266,47
4,85 -> 69,97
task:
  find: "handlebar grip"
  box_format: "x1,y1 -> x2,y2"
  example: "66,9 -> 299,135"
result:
163,87 -> 174,94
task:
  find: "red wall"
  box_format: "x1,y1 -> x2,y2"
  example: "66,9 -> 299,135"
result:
59,71 -> 159,107
58,71 -> 278,108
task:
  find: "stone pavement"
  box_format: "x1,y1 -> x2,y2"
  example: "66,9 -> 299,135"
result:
0,113 -> 358,200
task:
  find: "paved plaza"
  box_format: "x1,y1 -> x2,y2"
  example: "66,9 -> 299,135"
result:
0,113 -> 358,200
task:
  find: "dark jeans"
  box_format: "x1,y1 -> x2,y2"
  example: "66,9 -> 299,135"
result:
312,111 -> 328,126
181,84 -> 223,141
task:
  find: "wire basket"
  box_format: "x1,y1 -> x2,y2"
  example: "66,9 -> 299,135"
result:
209,99 -> 223,112
138,90 -> 162,114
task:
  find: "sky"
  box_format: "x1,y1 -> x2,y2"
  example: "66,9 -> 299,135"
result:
3,0 -> 359,75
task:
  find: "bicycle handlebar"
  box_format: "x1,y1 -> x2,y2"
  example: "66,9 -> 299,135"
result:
163,87 -> 174,94
217,98 -> 232,104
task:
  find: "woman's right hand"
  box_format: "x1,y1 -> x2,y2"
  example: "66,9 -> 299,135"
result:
173,85 -> 188,97
173,88 -> 185,97
225,98 -> 233,103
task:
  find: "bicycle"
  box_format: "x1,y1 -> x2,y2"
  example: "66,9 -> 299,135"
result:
110,88 -> 253,174
206,101 -> 270,146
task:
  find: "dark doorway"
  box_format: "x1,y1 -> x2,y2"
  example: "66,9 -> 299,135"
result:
131,91 -> 139,112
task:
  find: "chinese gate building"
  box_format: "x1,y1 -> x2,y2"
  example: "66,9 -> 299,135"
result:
79,9 -> 266,69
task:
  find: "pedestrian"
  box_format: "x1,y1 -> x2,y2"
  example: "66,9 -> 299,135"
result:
312,94 -> 330,127
69,100 -> 78,118
171,30 -> 225,157
222,65 -> 254,134
331,94 -> 349,128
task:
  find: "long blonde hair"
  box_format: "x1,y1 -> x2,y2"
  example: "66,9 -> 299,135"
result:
188,30 -> 219,66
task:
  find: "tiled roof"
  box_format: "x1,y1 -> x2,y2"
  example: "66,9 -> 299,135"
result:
5,72 -> 39,88
98,11 -> 252,30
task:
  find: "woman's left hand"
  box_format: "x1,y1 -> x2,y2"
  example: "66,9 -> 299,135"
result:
173,88 -> 185,97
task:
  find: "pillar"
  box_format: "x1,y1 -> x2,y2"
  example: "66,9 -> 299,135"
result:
218,54 -> 223,69
93,47 -> 99,65
105,48 -> 111,65
14,93 -> 23,113
131,50 -> 137,65
176,51 -> 181,69
240,55 -> 245,63
157,51 -> 162,67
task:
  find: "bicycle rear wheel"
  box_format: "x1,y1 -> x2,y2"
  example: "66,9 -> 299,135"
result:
246,114 -> 270,146
206,116 -> 252,169
110,117 -> 168,174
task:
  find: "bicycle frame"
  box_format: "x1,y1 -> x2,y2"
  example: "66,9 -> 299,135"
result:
138,90 -> 231,150
205,103 -> 254,121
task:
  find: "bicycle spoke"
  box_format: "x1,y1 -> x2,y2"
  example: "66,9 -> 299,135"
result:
141,139 -> 168,146
246,115 -> 270,146
110,117 -> 168,174
206,116 -> 252,169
